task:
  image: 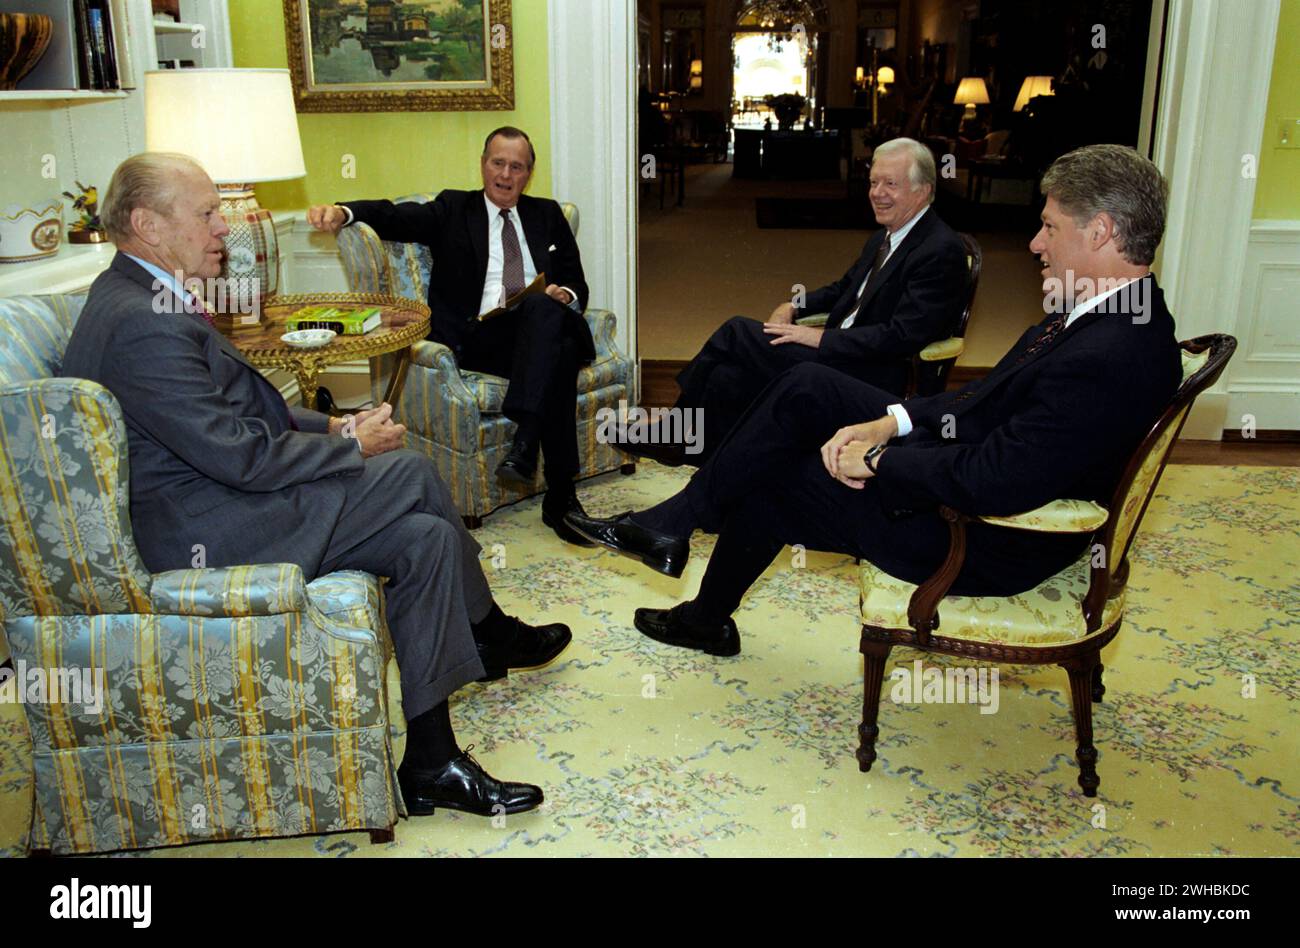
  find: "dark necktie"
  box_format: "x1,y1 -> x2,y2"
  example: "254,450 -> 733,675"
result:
499,209 -> 526,300
1014,309 -> 1071,365
953,309 -> 1072,405
839,233 -> 891,329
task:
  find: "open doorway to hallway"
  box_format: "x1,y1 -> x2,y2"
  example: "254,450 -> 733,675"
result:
636,0 -> 1164,406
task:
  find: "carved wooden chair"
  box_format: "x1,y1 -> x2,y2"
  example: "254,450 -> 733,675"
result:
856,334 -> 1236,796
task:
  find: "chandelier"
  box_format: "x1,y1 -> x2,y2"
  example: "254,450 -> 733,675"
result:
738,0 -> 821,52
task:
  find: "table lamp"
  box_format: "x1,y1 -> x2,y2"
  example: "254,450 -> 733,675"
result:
144,68 -> 307,332
1014,75 -> 1054,111
953,77 -> 990,121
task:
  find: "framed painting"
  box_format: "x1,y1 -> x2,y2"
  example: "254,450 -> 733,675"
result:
283,0 -> 514,112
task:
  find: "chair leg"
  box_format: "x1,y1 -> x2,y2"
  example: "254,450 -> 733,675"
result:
462,514 -> 482,531
1062,653 -> 1102,797
857,639 -> 892,773
1092,663 -> 1105,703
620,462 -> 636,476
369,828 -> 394,845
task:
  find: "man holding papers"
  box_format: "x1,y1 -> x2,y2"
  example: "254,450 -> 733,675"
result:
309,127 -> 595,545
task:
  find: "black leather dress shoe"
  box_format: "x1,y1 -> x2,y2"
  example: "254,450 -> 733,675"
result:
496,439 -> 538,487
476,618 -> 573,682
563,510 -> 689,578
398,748 -> 543,816
542,492 -> 595,547
634,605 -> 740,656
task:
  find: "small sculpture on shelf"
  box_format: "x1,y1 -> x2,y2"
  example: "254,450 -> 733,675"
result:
62,182 -> 107,244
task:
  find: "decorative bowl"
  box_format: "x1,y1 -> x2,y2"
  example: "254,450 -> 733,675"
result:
0,199 -> 63,263
280,329 -> 336,349
0,13 -> 53,90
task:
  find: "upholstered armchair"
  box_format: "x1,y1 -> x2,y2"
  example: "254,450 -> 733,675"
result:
855,335 -> 1236,796
335,195 -> 634,528
797,233 -> 981,398
0,294 -> 404,855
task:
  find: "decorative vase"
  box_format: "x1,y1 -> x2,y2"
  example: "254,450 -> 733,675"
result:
0,13 -> 54,91
0,200 -> 64,263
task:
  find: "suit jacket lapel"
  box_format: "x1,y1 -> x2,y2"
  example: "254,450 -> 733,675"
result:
855,208 -> 936,314
468,190 -> 490,295
517,197 -> 548,273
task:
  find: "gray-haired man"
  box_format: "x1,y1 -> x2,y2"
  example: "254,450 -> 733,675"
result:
638,137 -> 969,465
60,152 -> 571,817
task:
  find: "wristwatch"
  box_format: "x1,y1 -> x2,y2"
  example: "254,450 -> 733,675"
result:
864,443 -> 886,474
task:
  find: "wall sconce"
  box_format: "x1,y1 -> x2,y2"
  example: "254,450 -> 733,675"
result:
876,66 -> 895,89
689,58 -> 703,91
855,65 -> 865,88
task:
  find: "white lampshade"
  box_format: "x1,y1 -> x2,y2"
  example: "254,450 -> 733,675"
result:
1014,75 -> 1055,111
953,77 -> 990,106
144,69 -> 306,184
876,66 -> 895,86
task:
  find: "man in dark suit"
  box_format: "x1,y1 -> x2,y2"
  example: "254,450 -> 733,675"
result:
567,144 -> 1182,654
308,127 -> 595,545
62,153 -> 572,817
631,137 -> 969,466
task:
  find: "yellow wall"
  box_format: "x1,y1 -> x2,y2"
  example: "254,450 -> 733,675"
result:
1254,0 -> 1300,219
230,0 -> 552,210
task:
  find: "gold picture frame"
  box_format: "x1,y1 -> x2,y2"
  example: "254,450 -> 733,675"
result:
283,0 -> 515,112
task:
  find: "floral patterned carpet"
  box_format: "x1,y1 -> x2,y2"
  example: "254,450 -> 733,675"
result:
1,463 -> 1296,858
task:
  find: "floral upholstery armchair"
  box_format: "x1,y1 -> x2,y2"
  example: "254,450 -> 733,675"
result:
335,195 -> 634,528
0,294 -> 404,854
855,335 -> 1236,796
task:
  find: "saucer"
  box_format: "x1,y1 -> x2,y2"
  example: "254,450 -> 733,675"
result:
281,329 -> 336,349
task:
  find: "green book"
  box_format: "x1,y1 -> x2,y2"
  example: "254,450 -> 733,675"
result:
287,306 -> 382,335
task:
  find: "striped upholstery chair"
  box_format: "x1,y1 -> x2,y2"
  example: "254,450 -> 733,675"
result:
336,195 -> 634,528
0,294 -> 404,854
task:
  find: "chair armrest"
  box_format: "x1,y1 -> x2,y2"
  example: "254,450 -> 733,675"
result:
977,500 -> 1109,533
335,222 -> 392,295
919,337 -> 964,362
796,313 -> 829,327
150,564 -> 308,617
409,339 -> 480,406
584,308 -> 622,360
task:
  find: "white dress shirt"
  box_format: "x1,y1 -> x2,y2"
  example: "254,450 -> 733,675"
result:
480,193 -> 539,315
885,276 -> 1142,437
841,206 -> 929,329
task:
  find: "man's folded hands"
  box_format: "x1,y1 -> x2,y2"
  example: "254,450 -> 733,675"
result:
820,414 -> 898,489
328,402 -> 407,458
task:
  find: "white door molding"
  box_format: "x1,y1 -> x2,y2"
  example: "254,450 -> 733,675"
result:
1152,0 -> 1281,438
548,0 -> 639,395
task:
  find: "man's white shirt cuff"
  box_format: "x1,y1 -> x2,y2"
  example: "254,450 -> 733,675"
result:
340,205 -> 354,226
886,403 -> 912,437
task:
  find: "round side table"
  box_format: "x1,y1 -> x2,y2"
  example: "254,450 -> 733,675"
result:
231,292 -> 431,411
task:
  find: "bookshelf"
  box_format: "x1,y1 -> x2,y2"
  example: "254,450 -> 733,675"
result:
0,0 -> 230,277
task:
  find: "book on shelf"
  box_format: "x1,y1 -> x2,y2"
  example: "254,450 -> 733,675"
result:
286,306 -> 383,336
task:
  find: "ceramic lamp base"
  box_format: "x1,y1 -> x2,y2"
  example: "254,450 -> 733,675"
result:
210,184 -> 279,331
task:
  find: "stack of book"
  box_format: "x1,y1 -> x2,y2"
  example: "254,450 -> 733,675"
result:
16,0 -> 138,92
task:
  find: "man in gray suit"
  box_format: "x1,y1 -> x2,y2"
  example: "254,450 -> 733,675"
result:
60,153 -> 568,818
